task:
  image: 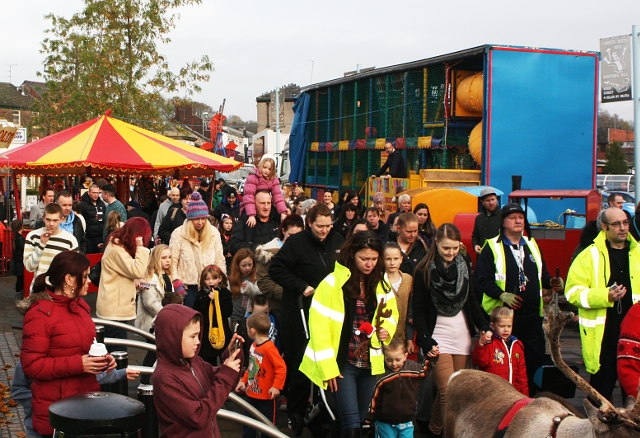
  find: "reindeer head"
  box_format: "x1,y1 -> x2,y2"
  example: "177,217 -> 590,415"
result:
543,309 -> 640,436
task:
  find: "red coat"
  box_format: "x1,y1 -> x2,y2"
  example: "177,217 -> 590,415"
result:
472,335 -> 529,396
20,292 -> 100,435
618,302 -> 640,398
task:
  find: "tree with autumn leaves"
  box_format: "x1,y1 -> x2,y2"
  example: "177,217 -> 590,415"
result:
33,0 -> 212,134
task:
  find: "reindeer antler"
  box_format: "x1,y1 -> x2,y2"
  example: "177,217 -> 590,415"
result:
625,384 -> 640,427
375,297 -> 392,344
543,309 -> 619,422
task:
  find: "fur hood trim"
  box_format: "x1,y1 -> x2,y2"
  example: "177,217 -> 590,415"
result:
16,292 -> 53,315
254,238 -> 282,264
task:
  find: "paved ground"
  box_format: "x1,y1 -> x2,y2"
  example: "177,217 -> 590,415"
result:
0,273 -> 625,437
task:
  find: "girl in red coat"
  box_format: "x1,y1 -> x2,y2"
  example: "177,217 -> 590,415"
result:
20,251 -> 117,436
472,306 -> 529,395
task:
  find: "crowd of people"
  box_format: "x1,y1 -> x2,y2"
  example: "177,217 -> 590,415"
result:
10,164 -> 640,437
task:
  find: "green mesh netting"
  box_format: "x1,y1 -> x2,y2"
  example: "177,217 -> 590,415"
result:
303,63 -> 477,191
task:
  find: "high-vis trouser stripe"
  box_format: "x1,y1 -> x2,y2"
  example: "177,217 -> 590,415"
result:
578,315 -> 606,328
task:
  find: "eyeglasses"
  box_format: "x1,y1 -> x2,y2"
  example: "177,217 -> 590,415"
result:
604,220 -> 629,228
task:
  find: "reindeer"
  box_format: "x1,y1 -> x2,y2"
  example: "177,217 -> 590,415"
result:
445,310 -> 640,437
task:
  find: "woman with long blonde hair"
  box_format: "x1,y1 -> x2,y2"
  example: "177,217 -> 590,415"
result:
170,192 -> 225,308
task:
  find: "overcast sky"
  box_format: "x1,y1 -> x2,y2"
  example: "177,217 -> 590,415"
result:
5,0 -> 640,124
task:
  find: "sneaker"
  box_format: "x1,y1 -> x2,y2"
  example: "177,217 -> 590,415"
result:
288,413 -> 304,437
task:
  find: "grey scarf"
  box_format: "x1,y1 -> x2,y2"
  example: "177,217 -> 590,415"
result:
428,253 -> 469,317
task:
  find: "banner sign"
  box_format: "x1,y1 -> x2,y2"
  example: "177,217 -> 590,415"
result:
600,35 -> 632,102
11,127 -> 27,145
0,125 -> 17,149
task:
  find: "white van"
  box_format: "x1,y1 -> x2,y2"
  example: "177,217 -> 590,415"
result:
217,163 -> 255,193
597,174 -> 635,195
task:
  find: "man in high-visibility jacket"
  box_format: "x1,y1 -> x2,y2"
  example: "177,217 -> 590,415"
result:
477,203 -> 563,394
566,206 -> 640,402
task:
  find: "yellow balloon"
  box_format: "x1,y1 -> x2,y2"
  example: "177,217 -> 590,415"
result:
469,122 -> 482,165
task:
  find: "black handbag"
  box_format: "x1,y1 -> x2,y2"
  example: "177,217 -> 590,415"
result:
89,261 -> 101,284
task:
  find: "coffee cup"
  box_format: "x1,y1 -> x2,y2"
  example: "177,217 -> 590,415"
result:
89,342 -> 108,357
88,339 -> 108,372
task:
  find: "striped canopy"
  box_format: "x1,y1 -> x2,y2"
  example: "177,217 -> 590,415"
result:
0,113 -> 242,176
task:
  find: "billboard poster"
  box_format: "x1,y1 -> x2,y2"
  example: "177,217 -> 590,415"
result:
600,35 -> 632,102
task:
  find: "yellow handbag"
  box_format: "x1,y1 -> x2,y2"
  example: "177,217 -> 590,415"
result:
208,290 -> 226,349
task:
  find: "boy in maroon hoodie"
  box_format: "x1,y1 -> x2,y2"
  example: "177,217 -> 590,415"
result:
153,304 -> 244,438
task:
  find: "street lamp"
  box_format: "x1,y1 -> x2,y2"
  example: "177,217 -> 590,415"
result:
202,111 -> 209,136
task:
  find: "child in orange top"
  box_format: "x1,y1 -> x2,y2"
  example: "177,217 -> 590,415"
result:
472,306 -> 529,395
236,312 -> 286,437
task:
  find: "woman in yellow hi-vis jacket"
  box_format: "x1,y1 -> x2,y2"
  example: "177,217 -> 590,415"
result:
299,231 -> 397,435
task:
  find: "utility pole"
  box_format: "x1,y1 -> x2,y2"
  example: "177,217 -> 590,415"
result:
202,111 -> 209,138
275,87 -> 281,156
633,25 -> 640,176
6,64 -> 17,84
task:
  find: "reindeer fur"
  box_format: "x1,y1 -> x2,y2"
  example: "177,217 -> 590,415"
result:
445,311 -> 640,437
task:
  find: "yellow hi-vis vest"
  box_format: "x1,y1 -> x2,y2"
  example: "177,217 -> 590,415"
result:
481,235 -> 544,316
565,231 -> 640,374
299,262 -> 398,390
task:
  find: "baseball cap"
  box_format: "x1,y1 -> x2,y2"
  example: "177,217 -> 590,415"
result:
501,203 -> 525,219
479,187 -> 497,199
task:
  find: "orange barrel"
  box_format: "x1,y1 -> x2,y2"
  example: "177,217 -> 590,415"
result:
456,72 -> 483,114
468,122 -> 483,165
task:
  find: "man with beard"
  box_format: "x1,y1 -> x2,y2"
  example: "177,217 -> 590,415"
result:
472,187 -> 501,254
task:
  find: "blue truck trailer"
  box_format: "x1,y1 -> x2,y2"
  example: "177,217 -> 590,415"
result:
288,44 -> 599,222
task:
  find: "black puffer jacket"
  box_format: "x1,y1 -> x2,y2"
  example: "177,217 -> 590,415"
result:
269,228 -> 344,367
78,192 -> 106,239
228,212 -> 279,255
269,228 -> 344,313
157,205 -> 186,245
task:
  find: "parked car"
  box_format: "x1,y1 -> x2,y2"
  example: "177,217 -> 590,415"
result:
217,164 -> 255,194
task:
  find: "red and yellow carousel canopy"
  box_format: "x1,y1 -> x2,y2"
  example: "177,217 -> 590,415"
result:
1,112 -> 242,176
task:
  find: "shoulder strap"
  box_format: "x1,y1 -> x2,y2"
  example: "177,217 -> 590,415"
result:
170,207 -> 179,221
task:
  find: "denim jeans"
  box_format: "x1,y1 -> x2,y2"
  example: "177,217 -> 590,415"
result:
375,420 -> 414,438
184,284 -> 198,309
104,321 -> 132,353
330,363 -> 377,430
242,396 -> 276,438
